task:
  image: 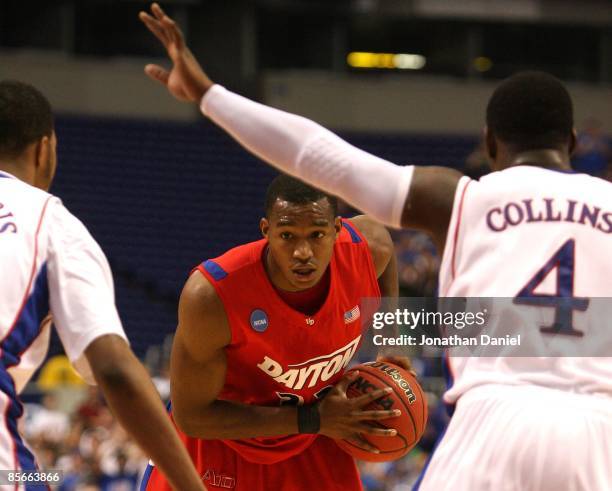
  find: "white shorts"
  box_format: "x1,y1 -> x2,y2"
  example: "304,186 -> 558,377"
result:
416,384 -> 612,491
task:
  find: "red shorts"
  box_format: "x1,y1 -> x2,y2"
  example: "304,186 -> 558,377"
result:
142,435 -> 363,491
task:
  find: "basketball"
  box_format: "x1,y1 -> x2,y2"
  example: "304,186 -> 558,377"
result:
336,361 -> 428,462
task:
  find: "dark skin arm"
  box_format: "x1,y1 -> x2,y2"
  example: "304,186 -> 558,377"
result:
140,4 -> 463,258
401,167 -> 464,253
171,271 -> 401,451
85,335 -> 206,491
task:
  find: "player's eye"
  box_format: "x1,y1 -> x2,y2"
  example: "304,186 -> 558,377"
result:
311,231 -> 325,239
280,232 -> 293,240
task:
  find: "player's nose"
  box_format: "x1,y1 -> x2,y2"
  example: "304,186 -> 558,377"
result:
293,240 -> 313,260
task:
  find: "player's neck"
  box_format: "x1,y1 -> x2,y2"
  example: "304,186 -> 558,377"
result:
0,162 -> 32,184
508,149 -> 571,170
275,269 -> 330,316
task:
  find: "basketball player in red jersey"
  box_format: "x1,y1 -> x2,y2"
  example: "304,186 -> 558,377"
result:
142,175 -> 403,490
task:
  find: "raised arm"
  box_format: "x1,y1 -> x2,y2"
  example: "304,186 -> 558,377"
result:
140,3 -> 463,251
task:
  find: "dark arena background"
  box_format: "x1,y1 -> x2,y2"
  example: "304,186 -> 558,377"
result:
1,1 -> 611,489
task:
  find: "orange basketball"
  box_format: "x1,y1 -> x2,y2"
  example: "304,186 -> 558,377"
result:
336,361 -> 428,462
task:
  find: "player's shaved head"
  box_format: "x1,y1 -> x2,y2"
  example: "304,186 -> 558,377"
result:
486,71 -> 574,152
265,174 -> 338,218
0,80 -> 54,160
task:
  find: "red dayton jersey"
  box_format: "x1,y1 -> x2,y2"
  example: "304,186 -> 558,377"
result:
197,218 -> 380,464
143,219 -> 380,491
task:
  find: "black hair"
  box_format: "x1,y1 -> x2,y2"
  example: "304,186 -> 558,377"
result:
265,174 -> 338,217
0,80 -> 54,159
486,71 -> 573,151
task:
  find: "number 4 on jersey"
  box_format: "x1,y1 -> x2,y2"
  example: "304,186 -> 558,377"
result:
514,239 -> 588,336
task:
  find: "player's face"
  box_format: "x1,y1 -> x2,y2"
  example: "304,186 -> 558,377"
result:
261,198 -> 342,291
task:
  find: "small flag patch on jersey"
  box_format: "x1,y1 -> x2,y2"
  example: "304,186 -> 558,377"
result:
344,305 -> 360,324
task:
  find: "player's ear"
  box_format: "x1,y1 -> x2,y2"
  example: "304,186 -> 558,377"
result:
334,217 -> 342,236
35,135 -> 49,171
568,128 -> 577,156
260,217 -> 270,238
33,134 -> 54,191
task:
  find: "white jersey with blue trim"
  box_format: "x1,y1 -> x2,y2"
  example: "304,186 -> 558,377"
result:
0,170 -> 126,474
438,165 -> 612,405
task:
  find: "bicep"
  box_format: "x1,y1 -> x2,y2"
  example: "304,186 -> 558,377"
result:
401,166 -> 464,251
170,272 -> 231,420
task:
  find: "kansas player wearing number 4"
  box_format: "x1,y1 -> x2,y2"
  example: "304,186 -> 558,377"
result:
139,6 -> 612,488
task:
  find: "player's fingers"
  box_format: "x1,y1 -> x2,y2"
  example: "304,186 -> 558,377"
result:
151,3 -> 183,49
351,387 -> 393,407
351,409 -> 401,420
335,370 -> 359,394
359,424 -> 397,437
160,13 -> 185,51
144,64 -> 170,86
151,2 -> 166,21
377,355 -> 417,376
345,435 -> 380,454
139,12 -> 170,47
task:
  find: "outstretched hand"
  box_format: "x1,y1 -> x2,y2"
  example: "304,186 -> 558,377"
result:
317,371 -> 401,454
139,3 -> 213,102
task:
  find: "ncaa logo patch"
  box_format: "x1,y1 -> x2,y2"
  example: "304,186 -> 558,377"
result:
250,309 -> 269,332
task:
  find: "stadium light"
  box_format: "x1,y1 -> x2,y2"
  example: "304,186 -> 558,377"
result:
347,52 -> 426,70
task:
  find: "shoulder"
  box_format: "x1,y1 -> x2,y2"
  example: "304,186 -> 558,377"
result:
2,177 -> 61,223
200,239 -> 265,280
345,215 -> 393,276
181,271 -> 227,324
178,271 -> 231,354
47,199 -> 106,260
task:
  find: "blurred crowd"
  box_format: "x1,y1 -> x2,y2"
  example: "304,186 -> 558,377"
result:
24,382 -> 150,491
572,118 -> 612,179
23,352 -> 176,490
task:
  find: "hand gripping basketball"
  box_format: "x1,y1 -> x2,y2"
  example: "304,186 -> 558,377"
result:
336,362 -> 428,462
317,371 -> 401,454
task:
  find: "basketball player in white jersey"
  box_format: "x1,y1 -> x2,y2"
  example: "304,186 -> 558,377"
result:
141,4 -> 611,489
0,80 -> 206,490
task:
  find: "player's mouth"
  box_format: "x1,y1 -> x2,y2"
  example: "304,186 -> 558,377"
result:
291,267 -> 317,282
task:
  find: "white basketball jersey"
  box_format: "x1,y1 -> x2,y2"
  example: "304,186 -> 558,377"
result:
438,166 -> 612,404
0,170 -> 126,389
0,170 -> 127,473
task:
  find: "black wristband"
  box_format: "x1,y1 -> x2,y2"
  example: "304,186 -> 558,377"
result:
297,404 -> 320,434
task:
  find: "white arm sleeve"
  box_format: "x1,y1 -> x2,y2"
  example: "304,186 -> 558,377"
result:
47,201 -> 127,384
201,85 -> 413,228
